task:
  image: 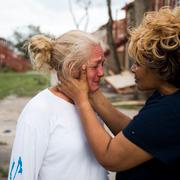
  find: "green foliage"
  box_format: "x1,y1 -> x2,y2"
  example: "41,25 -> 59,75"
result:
0,72 -> 50,99
11,25 -> 54,59
0,66 -> 16,73
12,25 -> 42,58
0,141 -> 7,145
0,167 -> 8,177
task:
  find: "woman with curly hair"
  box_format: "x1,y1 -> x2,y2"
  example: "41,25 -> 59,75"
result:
59,6 -> 180,180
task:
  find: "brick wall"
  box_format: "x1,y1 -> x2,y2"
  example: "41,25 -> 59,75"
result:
0,39 -> 31,72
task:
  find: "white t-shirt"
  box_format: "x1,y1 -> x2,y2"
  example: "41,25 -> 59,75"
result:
8,89 -> 108,180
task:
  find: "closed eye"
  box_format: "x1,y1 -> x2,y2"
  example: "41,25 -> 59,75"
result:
87,58 -> 106,69
90,65 -> 98,69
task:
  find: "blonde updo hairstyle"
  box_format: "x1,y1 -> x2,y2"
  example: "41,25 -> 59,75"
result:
128,6 -> 180,88
27,30 -> 99,78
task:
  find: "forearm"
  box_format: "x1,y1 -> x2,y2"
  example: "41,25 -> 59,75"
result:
90,90 -> 131,135
77,100 -> 113,164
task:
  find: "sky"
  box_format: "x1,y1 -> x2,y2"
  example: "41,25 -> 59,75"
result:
0,0 -> 129,40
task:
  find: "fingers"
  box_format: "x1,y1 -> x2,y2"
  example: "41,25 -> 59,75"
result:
56,82 -> 61,92
59,74 -> 70,85
80,65 -> 87,81
57,82 -> 66,93
59,75 -> 65,83
82,64 -> 86,70
57,81 -> 69,96
80,69 -> 87,81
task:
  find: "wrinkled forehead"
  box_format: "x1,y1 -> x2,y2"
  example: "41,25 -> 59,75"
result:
89,44 -> 104,61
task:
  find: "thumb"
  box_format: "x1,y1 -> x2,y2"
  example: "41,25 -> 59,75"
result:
80,68 -> 87,81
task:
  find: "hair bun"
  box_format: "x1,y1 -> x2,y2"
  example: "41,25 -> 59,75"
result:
27,34 -> 53,72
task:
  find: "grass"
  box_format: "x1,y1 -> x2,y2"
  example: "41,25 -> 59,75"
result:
0,141 -> 7,146
0,167 -> 8,177
0,71 -> 50,99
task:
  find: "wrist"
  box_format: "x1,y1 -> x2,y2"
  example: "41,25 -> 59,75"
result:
77,100 -> 90,109
89,89 -> 100,102
75,94 -> 89,106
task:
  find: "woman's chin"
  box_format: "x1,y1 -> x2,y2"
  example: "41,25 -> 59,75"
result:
89,86 -> 99,93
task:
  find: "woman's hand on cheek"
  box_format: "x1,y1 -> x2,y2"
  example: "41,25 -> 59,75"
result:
59,69 -> 89,105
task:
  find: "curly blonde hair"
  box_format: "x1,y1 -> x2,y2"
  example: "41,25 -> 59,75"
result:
26,30 -> 99,78
128,6 -> 180,87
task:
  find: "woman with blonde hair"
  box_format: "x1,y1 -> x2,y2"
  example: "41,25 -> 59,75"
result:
59,6 -> 180,180
8,30 -> 108,180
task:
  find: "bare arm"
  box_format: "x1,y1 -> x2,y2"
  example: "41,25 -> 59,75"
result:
90,90 -> 131,135
59,71 -> 152,171
77,99 -> 152,171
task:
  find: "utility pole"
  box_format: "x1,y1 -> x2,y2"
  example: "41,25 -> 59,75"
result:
106,0 -> 121,73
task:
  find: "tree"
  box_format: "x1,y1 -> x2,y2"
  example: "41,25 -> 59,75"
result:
68,0 -> 91,31
11,25 -> 52,59
106,0 -> 121,73
134,0 -> 151,26
68,0 -> 121,73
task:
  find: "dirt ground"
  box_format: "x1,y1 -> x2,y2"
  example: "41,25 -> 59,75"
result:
0,95 -> 31,179
0,94 -> 138,180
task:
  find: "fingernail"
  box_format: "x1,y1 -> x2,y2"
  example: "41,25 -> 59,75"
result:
82,65 -> 86,70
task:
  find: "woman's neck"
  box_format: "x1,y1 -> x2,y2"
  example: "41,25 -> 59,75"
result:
49,86 -> 74,104
158,83 -> 179,95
